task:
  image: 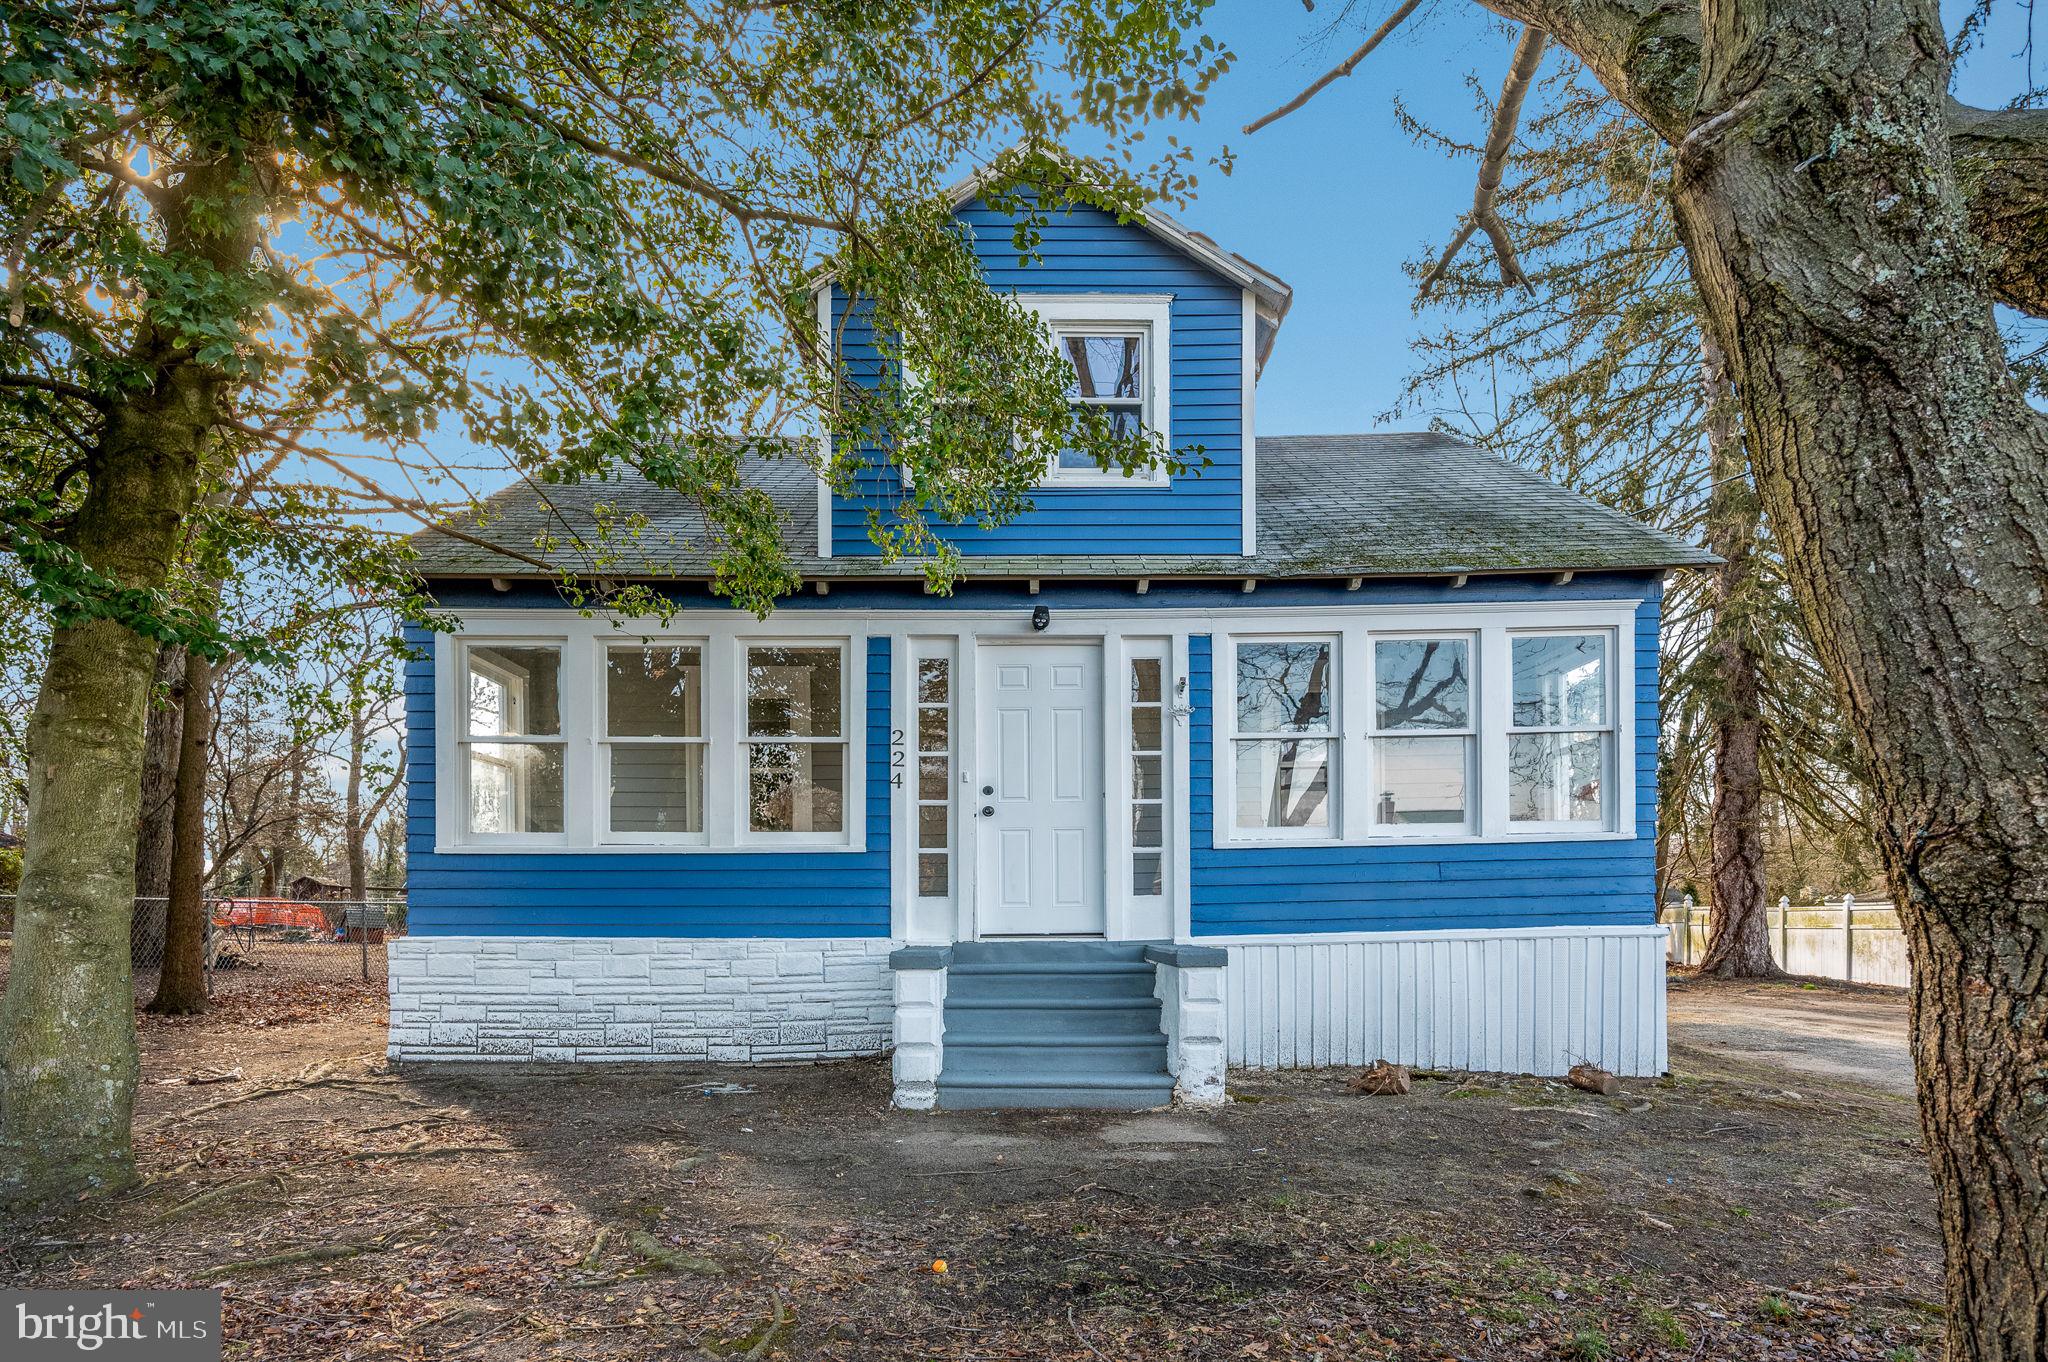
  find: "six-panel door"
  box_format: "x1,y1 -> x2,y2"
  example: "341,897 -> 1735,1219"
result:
974,642 -> 1106,936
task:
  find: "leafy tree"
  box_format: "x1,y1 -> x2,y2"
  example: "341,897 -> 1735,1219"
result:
0,0 -> 1230,1201
1253,0 -> 2048,1350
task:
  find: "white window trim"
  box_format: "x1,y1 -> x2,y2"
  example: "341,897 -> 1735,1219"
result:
435,621 -> 867,854
599,641 -> 710,847
455,638 -> 572,847
1365,631 -> 1478,839
1016,293 -> 1173,488
1504,627 -> 1620,836
1224,632 -> 1342,843
1213,604 -> 1637,850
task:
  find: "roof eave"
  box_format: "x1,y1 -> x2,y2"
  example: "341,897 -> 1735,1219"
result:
805,169 -> 1295,333
413,559 -> 1710,585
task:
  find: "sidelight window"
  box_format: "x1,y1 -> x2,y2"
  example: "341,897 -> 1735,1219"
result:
1129,652 -> 1168,896
913,653 -> 953,897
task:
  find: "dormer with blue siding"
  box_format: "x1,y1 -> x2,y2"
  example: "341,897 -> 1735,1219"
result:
816,187 -> 1291,559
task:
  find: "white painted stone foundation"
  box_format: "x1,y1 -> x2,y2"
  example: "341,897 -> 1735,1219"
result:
1146,943 -> 1228,1106
387,936 -> 895,1062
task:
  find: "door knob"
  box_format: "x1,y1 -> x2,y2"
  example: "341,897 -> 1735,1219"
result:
980,805 -> 994,817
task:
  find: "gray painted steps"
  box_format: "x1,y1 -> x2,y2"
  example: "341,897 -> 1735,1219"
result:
936,940 -> 1173,1111
944,1006 -> 1163,1040
951,940 -> 1151,964
935,1072 -> 1177,1110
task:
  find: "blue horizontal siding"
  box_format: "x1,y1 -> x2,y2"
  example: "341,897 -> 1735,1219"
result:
406,576 -> 1665,940
829,198 -> 1245,557
1186,581 -> 1663,935
404,634 -> 891,938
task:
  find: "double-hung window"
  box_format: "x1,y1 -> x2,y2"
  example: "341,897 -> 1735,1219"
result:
745,644 -> 847,836
1371,636 -> 1475,831
604,645 -> 706,838
1507,632 -> 1614,829
1232,638 -> 1335,835
1023,296 -> 1172,487
463,643 -> 565,836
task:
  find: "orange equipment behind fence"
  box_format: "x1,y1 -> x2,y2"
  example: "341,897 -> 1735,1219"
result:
211,898 -> 332,932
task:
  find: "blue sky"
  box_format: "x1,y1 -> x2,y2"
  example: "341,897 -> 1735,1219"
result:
1164,0 -> 2043,436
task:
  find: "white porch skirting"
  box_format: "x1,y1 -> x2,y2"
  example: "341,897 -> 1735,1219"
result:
1216,925 -> 1669,1077
387,936 -> 895,1062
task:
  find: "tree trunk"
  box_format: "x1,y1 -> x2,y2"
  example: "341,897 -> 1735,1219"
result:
1693,334 -> 1776,979
0,385 -> 218,1201
0,156 -> 268,1205
266,753 -> 306,899
150,647 -> 213,1015
346,713 -> 368,903
1658,2 -> 2048,1349
131,642 -> 187,966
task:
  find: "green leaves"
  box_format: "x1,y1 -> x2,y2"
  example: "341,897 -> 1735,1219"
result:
0,0 -> 1232,640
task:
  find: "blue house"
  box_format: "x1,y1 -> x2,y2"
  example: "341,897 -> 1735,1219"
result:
392,182 -> 1710,1109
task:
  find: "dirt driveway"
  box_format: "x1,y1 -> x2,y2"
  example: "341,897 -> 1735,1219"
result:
2,974 -> 1943,1361
1669,975 -> 1914,1097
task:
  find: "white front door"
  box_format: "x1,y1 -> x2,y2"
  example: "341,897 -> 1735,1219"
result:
974,642 -> 1106,936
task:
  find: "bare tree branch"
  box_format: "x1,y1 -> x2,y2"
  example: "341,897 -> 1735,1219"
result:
473,87 -> 845,231
1242,0 -> 1427,134
1417,25 -> 1548,300
1948,98 -> 2048,318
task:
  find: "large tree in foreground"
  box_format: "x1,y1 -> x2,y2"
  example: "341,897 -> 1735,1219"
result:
1257,0 -> 2048,1351
0,0 -> 1227,1203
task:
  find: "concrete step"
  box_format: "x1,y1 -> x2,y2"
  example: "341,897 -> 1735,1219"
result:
950,960 -> 1156,977
935,1070 -> 1175,1111
942,998 -> 1164,1038
936,941 -> 1173,1108
946,964 -> 1158,1003
944,1035 -> 1168,1076
950,940 -> 1154,966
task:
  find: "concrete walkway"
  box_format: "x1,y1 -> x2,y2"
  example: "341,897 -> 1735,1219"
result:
1667,976 -> 1914,1097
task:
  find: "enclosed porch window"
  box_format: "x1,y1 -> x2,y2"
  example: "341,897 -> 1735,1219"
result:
1231,638 -> 1335,835
463,643 -> 565,837
745,644 -> 848,836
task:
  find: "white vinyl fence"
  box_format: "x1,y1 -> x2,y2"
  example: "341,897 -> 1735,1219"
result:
1661,895 -> 1909,987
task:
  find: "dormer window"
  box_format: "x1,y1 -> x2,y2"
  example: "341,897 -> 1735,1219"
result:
1020,295 -> 1172,487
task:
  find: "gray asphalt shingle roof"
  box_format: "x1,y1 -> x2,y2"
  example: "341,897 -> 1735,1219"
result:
409,432 -> 1713,581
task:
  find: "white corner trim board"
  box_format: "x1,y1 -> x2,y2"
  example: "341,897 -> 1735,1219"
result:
1219,925 -> 1668,1077
388,937 -> 894,1062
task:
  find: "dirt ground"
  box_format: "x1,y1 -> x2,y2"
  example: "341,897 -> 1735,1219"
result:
2,972 -> 1941,1361
1667,976 -> 1913,1097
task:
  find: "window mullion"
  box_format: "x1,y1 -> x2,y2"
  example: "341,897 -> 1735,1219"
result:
1478,624 -> 1510,837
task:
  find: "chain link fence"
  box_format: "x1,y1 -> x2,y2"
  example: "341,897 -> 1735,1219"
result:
0,893 -> 406,1001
